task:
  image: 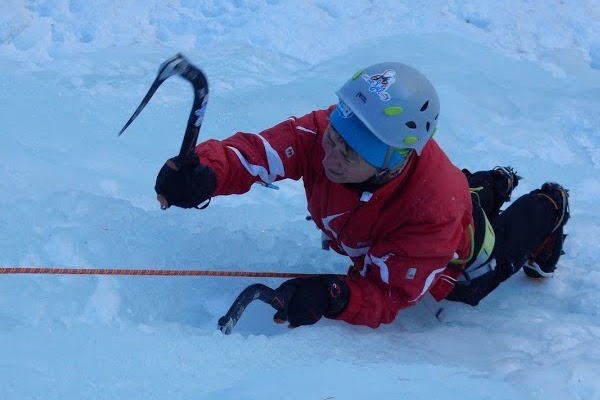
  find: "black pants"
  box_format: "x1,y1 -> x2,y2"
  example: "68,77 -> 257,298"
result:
445,176 -> 556,306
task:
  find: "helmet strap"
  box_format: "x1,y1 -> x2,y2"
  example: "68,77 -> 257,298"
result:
346,152 -> 412,193
372,148 -> 412,182
380,146 -> 396,170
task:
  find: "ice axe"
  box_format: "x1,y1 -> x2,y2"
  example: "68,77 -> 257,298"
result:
117,53 -> 209,209
218,283 -> 298,335
218,284 -> 278,335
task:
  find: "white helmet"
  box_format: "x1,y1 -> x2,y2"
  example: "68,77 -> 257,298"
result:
329,62 -> 440,169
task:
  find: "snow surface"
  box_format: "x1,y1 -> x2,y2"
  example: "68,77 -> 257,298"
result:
1,1 -> 600,399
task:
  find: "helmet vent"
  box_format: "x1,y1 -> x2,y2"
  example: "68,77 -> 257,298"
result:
426,121 -> 431,132
435,113 -> 439,120
405,121 -> 417,129
420,101 -> 429,112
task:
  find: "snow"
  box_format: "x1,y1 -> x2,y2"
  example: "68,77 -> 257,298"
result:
1,1 -> 600,399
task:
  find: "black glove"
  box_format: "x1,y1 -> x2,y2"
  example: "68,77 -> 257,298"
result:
270,275 -> 350,328
155,154 -> 217,209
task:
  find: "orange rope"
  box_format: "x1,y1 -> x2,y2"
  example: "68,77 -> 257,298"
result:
0,266 -> 318,278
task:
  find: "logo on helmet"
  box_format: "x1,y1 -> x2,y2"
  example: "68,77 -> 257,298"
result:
362,69 -> 396,101
336,99 -> 354,119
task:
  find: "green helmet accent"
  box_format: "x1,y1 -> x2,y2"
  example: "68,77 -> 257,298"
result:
335,62 -> 440,157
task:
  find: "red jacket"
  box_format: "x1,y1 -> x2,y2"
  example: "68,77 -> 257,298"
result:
197,106 -> 473,328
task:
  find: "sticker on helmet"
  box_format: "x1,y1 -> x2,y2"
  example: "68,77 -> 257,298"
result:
336,99 -> 354,118
362,69 -> 396,101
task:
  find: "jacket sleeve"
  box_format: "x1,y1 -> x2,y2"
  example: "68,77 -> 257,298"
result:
195,107 -> 333,196
335,213 -> 468,329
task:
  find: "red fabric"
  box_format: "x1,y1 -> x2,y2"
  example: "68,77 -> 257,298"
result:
196,107 -> 473,328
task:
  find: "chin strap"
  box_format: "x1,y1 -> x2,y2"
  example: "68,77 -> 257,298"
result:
373,168 -> 390,179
